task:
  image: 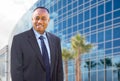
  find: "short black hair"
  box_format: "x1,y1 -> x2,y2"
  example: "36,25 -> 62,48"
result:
33,7 -> 49,13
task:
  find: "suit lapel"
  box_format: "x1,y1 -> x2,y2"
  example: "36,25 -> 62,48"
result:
46,32 -> 56,76
27,29 -> 45,69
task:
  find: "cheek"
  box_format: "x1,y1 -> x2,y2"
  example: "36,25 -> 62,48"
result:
44,21 -> 49,26
33,21 -> 38,26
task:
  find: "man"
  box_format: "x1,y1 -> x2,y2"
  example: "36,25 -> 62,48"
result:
11,7 -> 63,81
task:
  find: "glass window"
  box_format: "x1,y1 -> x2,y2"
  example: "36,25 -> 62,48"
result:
98,32 -> 104,42
86,35 -> 90,42
98,0 -> 103,2
98,4 -> 104,16
85,10 -> 90,20
105,41 -> 112,49
78,5 -> 83,11
85,2 -> 89,8
91,26 -> 96,31
63,20 -> 66,29
78,0 -> 83,5
105,49 -> 112,55
91,0 -> 96,4
58,1 -> 62,9
98,16 -> 104,23
73,8 -> 77,13
68,28 -> 72,34
113,47 -> 120,53
113,27 -> 120,39
54,4 -> 57,12
84,28 -> 89,33
113,69 -> 119,81
84,21 -> 89,28
114,10 -> 120,18
73,15 -> 77,25
68,0 -> 72,4
91,18 -> 96,26
105,1 -> 112,13
98,23 -> 104,29
68,18 -> 72,27
105,29 -> 112,41
63,30 -> 66,34
63,13 -> 66,18
113,39 -> 120,47
68,11 -> 72,16
91,34 -> 96,43
98,58 -> 105,70
50,6 -> 53,13
91,7 -> 96,18
63,7 -> 67,13
68,4 -> 72,11
73,1 -> 77,8
105,13 -> 112,21
98,71 -> 104,81
106,70 -> 112,81
73,26 -> 77,32
85,0 -> 89,2
58,10 -> 62,16
78,23 -> 83,30
113,18 -> 120,24
105,21 -> 112,27
58,22 -> 62,31
114,0 -> 120,10
91,71 -> 97,81
98,43 -> 104,49
62,0 -> 67,6
91,60 -> 97,71
78,13 -> 83,23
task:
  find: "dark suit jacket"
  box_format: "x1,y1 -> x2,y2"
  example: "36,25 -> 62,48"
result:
11,29 -> 63,81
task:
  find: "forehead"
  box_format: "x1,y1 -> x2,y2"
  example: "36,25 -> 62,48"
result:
33,8 -> 49,16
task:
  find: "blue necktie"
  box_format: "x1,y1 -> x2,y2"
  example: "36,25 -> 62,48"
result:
39,36 -> 50,81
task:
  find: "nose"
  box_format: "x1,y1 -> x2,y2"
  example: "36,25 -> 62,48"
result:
38,19 -> 43,23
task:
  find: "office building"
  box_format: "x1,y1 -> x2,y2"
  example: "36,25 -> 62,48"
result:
0,46 -> 8,81
8,0 -> 120,81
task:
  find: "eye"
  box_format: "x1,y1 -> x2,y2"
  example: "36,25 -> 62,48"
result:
42,17 -> 47,21
35,16 -> 40,20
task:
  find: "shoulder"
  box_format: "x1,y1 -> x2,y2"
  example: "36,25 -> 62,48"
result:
46,32 -> 61,41
13,29 -> 31,40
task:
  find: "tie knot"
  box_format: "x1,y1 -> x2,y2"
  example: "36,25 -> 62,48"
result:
39,36 -> 45,40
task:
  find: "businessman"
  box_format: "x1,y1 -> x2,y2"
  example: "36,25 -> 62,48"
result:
11,7 -> 63,81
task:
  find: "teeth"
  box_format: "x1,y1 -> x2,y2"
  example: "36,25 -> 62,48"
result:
37,25 -> 43,28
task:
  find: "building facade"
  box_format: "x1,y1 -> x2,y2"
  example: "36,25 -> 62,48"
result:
0,46 -> 8,81
8,0 -> 120,81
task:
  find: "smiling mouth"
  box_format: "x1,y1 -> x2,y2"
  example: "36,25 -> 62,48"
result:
36,25 -> 43,28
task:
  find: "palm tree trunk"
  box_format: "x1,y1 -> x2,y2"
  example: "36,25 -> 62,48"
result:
105,64 -> 107,81
75,58 -> 80,81
118,70 -> 120,81
88,67 -> 90,81
65,61 -> 68,81
75,49 -> 82,81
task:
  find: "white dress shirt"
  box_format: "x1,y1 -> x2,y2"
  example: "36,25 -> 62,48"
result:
33,28 -> 51,63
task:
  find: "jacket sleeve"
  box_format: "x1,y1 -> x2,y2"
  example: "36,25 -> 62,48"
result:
11,36 -> 24,81
57,39 -> 64,81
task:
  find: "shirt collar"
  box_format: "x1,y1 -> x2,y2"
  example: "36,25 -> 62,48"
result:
33,28 -> 47,39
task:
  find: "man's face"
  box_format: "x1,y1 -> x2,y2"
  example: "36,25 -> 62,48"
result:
32,8 -> 50,34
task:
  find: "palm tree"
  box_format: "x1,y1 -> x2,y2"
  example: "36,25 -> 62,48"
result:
71,33 -> 93,81
62,48 -> 74,81
84,59 -> 97,81
114,62 -> 120,81
100,58 -> 112,81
